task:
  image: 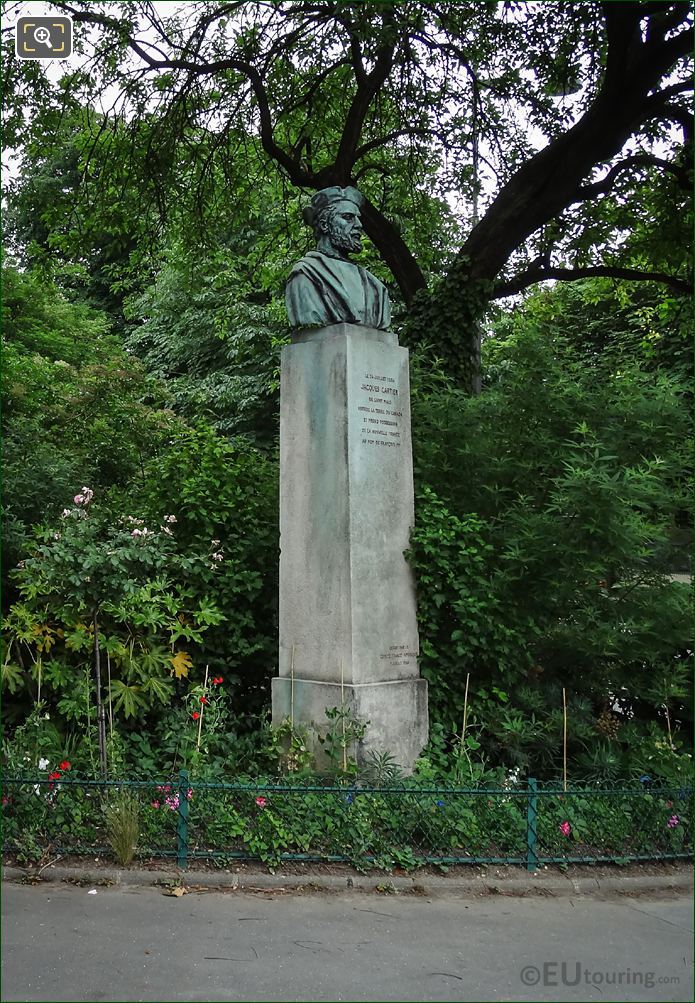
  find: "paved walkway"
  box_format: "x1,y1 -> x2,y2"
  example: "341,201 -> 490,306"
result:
2,883 -> 692,1001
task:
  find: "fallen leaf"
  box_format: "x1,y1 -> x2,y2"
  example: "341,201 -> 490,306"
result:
164,886 -> 187,897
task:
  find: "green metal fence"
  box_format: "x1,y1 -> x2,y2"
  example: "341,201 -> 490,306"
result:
2,773 -> 691,871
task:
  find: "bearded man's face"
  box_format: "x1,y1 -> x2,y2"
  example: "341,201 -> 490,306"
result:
325,200 -> 363,254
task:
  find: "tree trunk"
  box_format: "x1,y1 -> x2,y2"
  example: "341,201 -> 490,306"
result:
359,198 -> 428,306
409,5 -> 692,391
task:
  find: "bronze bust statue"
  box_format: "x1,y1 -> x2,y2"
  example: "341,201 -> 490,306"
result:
285,186 -> 391,331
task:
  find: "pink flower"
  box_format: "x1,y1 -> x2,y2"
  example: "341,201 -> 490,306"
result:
73,487 -> 93,507
255,796 -> 268,808
131,528 -> 142,537
187,789 -> 193,800
559,821 -> 572,837
165,795 -> 180,811
151,800 -> 160,809
667,815 -> 680,829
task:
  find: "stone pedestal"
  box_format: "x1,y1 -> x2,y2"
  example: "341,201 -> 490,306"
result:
272,323 -> 428,770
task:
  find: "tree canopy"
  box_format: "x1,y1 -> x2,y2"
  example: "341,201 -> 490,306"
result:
4,1 -> 692,384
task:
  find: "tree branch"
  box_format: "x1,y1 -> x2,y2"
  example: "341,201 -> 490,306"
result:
493,262 -> 692,299
52,0 -> 315,187
332,29 -> 397,181
353,127 -> 439,161
455,7 -> 693,287
573,153 -> 690,200
359,196 -> 428,304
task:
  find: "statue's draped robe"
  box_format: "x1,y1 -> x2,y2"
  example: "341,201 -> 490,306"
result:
285,251 -> 391,331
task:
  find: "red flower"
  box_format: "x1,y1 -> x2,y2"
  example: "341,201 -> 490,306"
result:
48,771 -> 61,780
212,676 -> 223,685
191,711 -> 200,721
200,696 -> 207,705
59,760 -> 71,771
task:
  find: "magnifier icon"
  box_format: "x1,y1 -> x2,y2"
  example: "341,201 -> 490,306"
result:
33,25 -> 51,45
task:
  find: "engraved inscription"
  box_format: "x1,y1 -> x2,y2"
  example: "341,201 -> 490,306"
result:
379,643 -> 418,667
358,369 -> 404,447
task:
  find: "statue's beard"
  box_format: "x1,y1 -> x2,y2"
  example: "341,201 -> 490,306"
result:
328,222 -> 362,254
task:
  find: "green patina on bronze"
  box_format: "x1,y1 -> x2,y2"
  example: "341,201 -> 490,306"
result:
285,186 -> 391,331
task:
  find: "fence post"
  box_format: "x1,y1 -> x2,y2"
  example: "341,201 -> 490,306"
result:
177,769 -> 189,870
526,776 -> 538,872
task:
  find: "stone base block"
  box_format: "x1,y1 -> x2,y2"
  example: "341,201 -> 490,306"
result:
272,676 -> 428,773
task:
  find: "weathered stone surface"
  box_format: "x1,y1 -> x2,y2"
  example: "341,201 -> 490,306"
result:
271,677 -> 429,771
272,323 -> 428,769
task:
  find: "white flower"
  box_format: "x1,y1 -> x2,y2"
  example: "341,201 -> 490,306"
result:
163,514 -> 177,524
38,757 -> 50,770
61,509 -> 71,518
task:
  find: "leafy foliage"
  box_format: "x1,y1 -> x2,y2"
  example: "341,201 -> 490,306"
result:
2,261 -> 179,598
409,319 -> 691,776
124,238 -> 288,442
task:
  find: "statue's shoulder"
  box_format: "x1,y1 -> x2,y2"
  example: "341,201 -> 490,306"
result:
289,251 -> 345,279
288,250 -> 321,277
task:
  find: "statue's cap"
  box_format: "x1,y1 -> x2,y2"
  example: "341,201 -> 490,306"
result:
302,186 -> 363,226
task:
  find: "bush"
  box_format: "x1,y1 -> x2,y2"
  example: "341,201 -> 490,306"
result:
409,324 -> 692,777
